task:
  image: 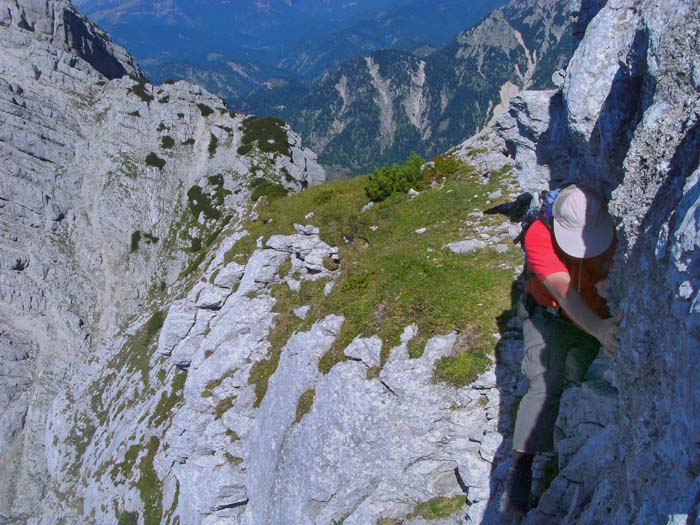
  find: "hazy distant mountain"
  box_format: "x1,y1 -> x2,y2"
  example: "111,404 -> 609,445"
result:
284,0 -> 579,175
280,0 -> 507,79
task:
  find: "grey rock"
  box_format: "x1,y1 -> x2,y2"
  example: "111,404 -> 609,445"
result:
343,335 -> 382,368
196,286 -> 231,310
158,301 -> 197,356
213,262 -> 246,289
293,305 -> 310,320
445,239 -> 487,254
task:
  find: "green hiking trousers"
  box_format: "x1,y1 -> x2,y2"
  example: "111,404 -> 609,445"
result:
512,297 -> 600,453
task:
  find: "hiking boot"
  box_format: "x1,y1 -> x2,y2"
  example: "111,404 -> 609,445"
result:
500,454 -> 533,523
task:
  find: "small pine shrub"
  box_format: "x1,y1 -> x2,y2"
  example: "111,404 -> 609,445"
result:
130,231 -> 141,252
156,122 -> 168,132
365,151 -> 425,202
158,96 -> 170,104
208,133 -> 219,158
182,138 -> 195,146
197,103 -> 214,117
128,110 -> 140,117
128,81 -> 154,103
160,136 -> 175,149
145,152 -> 166,170
163,79 -> 175,85
177,112 -> 185,119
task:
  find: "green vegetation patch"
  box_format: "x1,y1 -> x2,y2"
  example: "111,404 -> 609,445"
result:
136,436 -> 163,525
197,103 -> 214,117
240,116 -> 290,156
208,133 -> 219,158
237,143 -> 253,156
294,389 -> 315,423
116,511 -> 139,525
161,136 -> 175,149
163,79 -> 175,85
247,278 -> 329,407
128,80 -> 154,103
108,310 -> 165,388
182,138 -> 195,146
366,152 -> 462,202
249,177 -> 288,202
151,371 -> 187,428
187,185 -> 221,222
145,152 -> 166,170
130,231 -> 142,253
409,495 -> 465,520
128,110 -> 140,118
226,153 -> 517,382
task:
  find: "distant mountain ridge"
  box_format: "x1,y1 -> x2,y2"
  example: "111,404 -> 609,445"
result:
281,0 -> 580,175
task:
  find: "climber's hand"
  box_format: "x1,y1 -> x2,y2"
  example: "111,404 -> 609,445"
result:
596,310 -> 624,353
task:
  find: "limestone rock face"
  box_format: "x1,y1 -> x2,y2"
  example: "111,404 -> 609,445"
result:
496,0 -> 700,522
0,0 -> 325,519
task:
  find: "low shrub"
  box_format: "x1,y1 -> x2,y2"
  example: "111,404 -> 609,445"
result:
128,80 -> 153,103
197,103 -> 214,117
365,152 -> 425,202
182,138 -> 195,146
145,152 -> 166,170
130,231 -> 141,252
208,133 -> 218,158
161,136 -> 175,149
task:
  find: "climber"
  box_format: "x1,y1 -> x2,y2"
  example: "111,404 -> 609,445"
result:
501,184 -> 624,522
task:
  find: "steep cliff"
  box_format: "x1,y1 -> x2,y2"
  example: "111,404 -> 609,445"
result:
0,0 -> 324,520
3,0 -> 700,523
495,0 -> 700,522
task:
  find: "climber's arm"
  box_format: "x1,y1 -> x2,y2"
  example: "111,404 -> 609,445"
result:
544,272 -> 624,351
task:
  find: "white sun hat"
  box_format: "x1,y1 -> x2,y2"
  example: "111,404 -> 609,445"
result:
552,185 -> 614,258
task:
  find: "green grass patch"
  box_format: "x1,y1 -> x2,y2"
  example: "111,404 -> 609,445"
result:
224,153 -> 517,381
240,116 -> 290,156
248,279 -> 328,407
249,177 -> 288,202
197,103 -> 214,117
145,152 -> 166,170
150,371 -> 187,427
116,511 -> 139,525
161,136 -> 175,149
294,389 -> 315,423
208,133 -> 219,158
433,351 -> 490,387
409,495 -> 465,520
136,436 -> 163,525
215,397 -> 235,419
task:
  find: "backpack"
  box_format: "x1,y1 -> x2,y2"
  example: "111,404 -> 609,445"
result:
512,187 -> 562,246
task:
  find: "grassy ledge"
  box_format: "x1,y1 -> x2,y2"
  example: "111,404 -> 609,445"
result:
235,152 -> 518,398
